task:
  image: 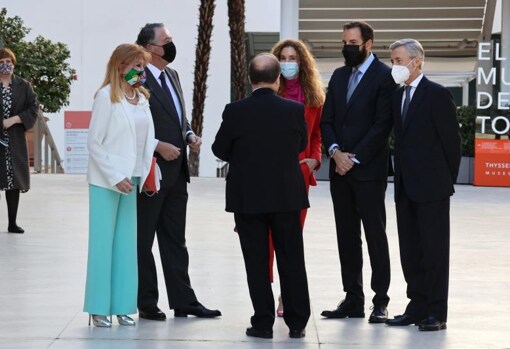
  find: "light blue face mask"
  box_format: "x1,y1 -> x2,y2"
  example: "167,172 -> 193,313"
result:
280,61 -> 299,79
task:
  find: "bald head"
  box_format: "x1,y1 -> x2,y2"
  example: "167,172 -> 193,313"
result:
249,53 -> 281,89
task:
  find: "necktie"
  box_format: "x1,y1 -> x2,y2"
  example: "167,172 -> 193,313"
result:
159,71 -> 180,123
401,85 -> 412,123
346,68 -> 361,102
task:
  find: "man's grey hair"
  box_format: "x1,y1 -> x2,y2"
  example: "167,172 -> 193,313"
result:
389,39 -> 425,61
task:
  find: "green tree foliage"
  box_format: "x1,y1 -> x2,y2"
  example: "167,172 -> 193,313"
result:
457,106 -> 476,157
0,8 -> 75,113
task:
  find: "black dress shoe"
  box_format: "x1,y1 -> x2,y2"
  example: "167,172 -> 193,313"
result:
174,301 -> 221,318
385,314 -> 418,326
289,329 -> 306,338
246,326 -> 273,339
418,316 -> 447,331
8,225 -> 24,234
368,305 -> 388,323
321,299 -> 365,318
139,307 -> 167,321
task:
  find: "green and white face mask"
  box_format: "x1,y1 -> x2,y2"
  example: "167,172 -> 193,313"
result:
124,68 -> 146,87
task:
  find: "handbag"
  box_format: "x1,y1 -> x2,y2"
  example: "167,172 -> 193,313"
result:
143,157 -> 162,196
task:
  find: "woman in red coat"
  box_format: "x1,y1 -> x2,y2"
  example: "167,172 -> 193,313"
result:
270,39 -> 325,316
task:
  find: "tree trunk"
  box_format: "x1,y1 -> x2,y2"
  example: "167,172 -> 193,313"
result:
189,0 -> 215,177
228,0 -> 248,102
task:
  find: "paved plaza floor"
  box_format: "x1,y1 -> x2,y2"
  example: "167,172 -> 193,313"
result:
0,174 -> 509,349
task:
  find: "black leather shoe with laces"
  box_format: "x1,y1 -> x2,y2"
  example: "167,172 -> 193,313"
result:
321,299 -> 365,318
368,305 -> 388,323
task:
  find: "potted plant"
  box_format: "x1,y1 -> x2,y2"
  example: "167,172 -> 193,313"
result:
456,105 -> 476,184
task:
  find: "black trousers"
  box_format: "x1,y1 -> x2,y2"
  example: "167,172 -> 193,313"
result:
137,173 -> 197,310
234,211 -> 310,331
396,184 -> 450,322
330,174 -> 390,306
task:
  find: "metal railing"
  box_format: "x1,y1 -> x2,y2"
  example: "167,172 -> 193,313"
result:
33,111 -> 64,174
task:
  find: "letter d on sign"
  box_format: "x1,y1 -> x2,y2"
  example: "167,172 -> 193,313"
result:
477,92 -> 493,109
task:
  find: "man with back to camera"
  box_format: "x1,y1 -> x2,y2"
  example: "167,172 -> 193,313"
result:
212,53 -> 310,339
385,38 -> 461,331
320,21 -> 397,324
135,23 -> 221,320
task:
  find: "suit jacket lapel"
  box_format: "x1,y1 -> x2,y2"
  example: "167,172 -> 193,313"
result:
144,68 -> 182,129
403,77 -> 428,131
346,58 -> 378,111
165,68 -> 186,128
339,68 -> 350,112
394,86 -> 405,131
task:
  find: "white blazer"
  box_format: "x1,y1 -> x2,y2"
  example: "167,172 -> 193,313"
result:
87,85 -> 157,193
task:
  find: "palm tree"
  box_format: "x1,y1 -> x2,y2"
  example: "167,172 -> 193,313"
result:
228,0 -> 248,102
189,0 -> 215,176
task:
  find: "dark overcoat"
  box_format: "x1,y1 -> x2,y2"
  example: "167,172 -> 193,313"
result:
0,75 -> 39,191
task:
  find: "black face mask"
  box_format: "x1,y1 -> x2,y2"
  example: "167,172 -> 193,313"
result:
342,43 -> 367,67
154,41 -> 177,63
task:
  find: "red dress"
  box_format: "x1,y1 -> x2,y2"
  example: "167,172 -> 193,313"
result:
269,79 -> 323,282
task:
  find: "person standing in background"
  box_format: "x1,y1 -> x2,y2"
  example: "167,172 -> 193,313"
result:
386,38 -> 461,331
84,43 -> 157,327
0,48 -> 39,234
135,23 -> 221,321
320,21 -> 396,324
270,39 -> 324,317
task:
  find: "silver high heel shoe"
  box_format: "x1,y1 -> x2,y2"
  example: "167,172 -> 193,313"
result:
117,315 -> 136,326
88,314 -> 112,327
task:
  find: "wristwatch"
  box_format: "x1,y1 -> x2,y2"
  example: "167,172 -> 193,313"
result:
329,146 -> 340,158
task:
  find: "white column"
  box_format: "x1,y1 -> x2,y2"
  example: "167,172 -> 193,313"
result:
462,81 -> 469,106
280,0 -> 299,40
501,0 -> 510,94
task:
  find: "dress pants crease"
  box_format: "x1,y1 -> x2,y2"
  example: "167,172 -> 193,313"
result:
396,183 -> 450,321
84,180 -> 138,316
330,174 -> 390,306
235,211 -> 310,331
137,172 -> 197,310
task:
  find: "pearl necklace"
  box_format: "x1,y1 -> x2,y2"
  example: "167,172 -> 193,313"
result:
125,89 -> 137,101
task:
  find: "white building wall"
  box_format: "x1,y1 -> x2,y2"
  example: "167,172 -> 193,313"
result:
245,0 -> 281,32
2,0 -> 280,177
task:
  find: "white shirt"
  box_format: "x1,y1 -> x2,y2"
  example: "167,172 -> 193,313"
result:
401,73 -> 424,111
147,63 -> 183,124
131,103 -> 151,176
355,52 -> 375,83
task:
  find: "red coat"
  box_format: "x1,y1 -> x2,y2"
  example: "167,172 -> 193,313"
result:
299,105 -> 323,187
268,104 -> 323,283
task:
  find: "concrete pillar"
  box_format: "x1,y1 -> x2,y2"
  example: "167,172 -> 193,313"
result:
462,81 -> 469,106
280,0 -> 299,40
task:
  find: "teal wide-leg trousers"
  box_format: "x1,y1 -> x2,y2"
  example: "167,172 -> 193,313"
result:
84,180 -> 139,316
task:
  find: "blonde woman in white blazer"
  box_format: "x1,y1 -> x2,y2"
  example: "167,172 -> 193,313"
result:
84,44 -> 158,328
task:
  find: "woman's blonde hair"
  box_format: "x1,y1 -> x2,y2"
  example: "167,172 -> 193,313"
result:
98,43 -> 151,103
271,39 -> 325,107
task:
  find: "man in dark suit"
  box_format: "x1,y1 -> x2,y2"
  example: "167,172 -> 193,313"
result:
320,21 -> 396,323
135,23 -> 220,320
385,39 -> 461,331
212,53 -> 310,339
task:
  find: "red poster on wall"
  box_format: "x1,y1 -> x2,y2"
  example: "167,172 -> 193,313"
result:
475,42 -> 510,187
474,139 -> 510,186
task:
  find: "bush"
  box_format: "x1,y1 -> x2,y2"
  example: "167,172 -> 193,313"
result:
0,8 -> 75,113
457,105 -> 475,157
